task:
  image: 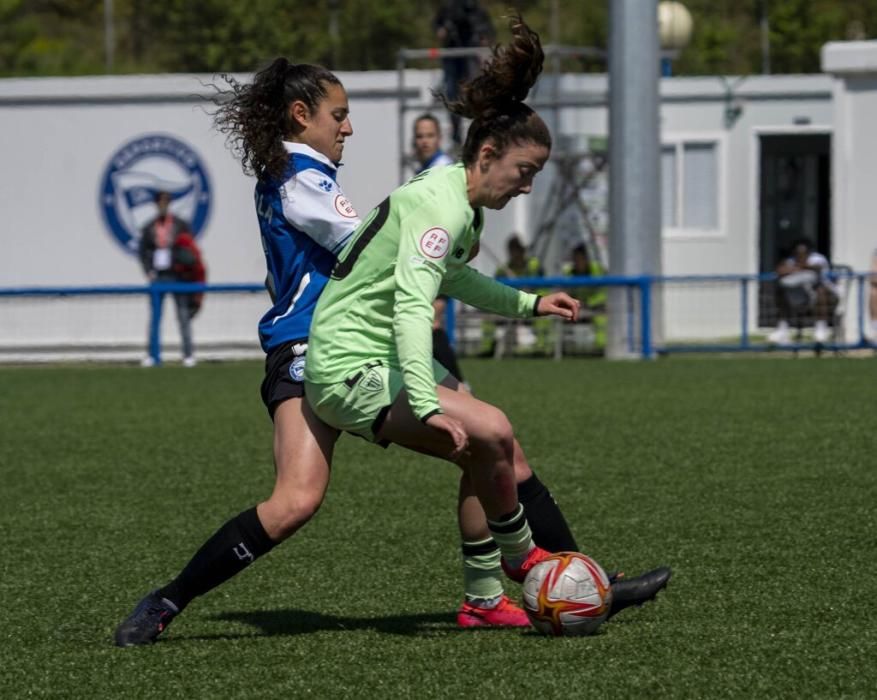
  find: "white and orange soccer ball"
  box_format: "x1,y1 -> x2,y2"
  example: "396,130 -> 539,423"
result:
521,552 -> 613,636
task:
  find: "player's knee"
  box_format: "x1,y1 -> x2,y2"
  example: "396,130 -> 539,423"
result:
479,408 -> 516,460
267,491 -> 324,541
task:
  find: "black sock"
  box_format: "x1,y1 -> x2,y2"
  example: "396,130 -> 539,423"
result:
517,473 -> 578,552
157,507 -> 276,611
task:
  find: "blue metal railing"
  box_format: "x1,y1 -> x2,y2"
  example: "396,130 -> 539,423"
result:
495,275 -> 654,358
0,282 -> 264,366
652,270 -> 871,354
1,271 -> 873,362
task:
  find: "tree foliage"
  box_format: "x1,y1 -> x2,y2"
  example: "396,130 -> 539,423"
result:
2,0 -> 877,78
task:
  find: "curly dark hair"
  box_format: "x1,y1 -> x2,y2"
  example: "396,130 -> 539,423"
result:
212,57 -> 343,182
438,13 -> 551,165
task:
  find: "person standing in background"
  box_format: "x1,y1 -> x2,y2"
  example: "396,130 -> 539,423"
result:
413,113 -> 455,174
432,0 -> 495,148
138,191 -> 199,367
563,243 -> 607,353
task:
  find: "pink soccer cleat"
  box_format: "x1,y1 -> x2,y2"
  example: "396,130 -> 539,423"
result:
500,546 -> 552,583
457,594 -> 531,628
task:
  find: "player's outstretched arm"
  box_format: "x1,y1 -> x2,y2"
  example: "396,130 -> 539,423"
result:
441,265 -> 538,318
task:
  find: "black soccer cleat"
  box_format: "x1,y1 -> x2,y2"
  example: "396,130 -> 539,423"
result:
608,566 -> 672,619
114,591 -> 180,647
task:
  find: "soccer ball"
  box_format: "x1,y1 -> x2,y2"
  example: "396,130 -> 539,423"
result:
522,552 -> 613,636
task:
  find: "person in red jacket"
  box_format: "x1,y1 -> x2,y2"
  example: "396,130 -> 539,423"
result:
172,230 -> 207,316
138,191 -> 203,367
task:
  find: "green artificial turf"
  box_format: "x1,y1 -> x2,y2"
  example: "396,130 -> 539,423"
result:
1,357 -> 875,697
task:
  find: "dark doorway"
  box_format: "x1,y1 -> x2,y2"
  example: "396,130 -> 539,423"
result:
758,133 -> 831,326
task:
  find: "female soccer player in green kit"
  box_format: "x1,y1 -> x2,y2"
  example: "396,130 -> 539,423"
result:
306,13 -> 671,606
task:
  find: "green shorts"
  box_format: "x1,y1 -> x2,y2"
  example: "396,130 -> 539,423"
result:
305,360 -> 450,443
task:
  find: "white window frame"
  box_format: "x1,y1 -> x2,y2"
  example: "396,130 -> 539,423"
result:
661,132 -> 726,238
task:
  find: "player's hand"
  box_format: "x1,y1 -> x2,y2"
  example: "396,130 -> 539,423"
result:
425,413 -> 469,461
537,292 -> 580,322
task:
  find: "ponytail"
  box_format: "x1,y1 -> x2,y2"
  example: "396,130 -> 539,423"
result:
438,13 -> 551,165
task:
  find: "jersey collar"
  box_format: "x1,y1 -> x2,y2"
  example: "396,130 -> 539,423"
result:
419,149 -> 448,172
283,141 -> 342,172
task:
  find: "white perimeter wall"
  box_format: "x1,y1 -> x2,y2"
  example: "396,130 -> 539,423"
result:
0,67 -> 860,354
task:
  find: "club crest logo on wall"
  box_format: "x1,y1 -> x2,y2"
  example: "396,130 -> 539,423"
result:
99,133 -> 212,254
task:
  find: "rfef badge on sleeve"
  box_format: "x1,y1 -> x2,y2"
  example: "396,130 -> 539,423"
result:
419,228 -> 450,259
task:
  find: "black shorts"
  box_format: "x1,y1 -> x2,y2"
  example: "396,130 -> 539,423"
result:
260,339 -> 309,419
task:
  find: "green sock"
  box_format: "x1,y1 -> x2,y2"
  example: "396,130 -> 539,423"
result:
487,504 -> 535,567
461,538 -> 504,603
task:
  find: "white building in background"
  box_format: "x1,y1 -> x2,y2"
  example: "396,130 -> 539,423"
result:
822,41 -> 877,287
0,43 -> 874,359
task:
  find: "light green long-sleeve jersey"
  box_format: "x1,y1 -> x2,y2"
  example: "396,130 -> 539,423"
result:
305,163 -> 539,421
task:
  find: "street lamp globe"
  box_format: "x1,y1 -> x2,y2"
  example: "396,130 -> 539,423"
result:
658,1 -> 693,51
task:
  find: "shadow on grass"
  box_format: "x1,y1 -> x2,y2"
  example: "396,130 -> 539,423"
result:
177,607 -> 522,640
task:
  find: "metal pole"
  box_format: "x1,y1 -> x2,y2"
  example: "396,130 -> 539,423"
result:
607,0 -> 662,359
760,0 -> 771,75
640,278 -> 652,359
328,0 -> 340,69
104,0 -> 114,74
857,274 -> 866,346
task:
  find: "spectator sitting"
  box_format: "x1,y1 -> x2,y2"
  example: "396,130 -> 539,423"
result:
768,238 -> 838,346
491,234 -> 549,354
562,243 -> 606,352
495,234 -> 543,279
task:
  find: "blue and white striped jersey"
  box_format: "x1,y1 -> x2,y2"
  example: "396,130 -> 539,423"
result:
256,142 -> 360,351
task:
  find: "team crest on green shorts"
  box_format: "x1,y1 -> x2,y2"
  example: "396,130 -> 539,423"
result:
362,368 -> 384,392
